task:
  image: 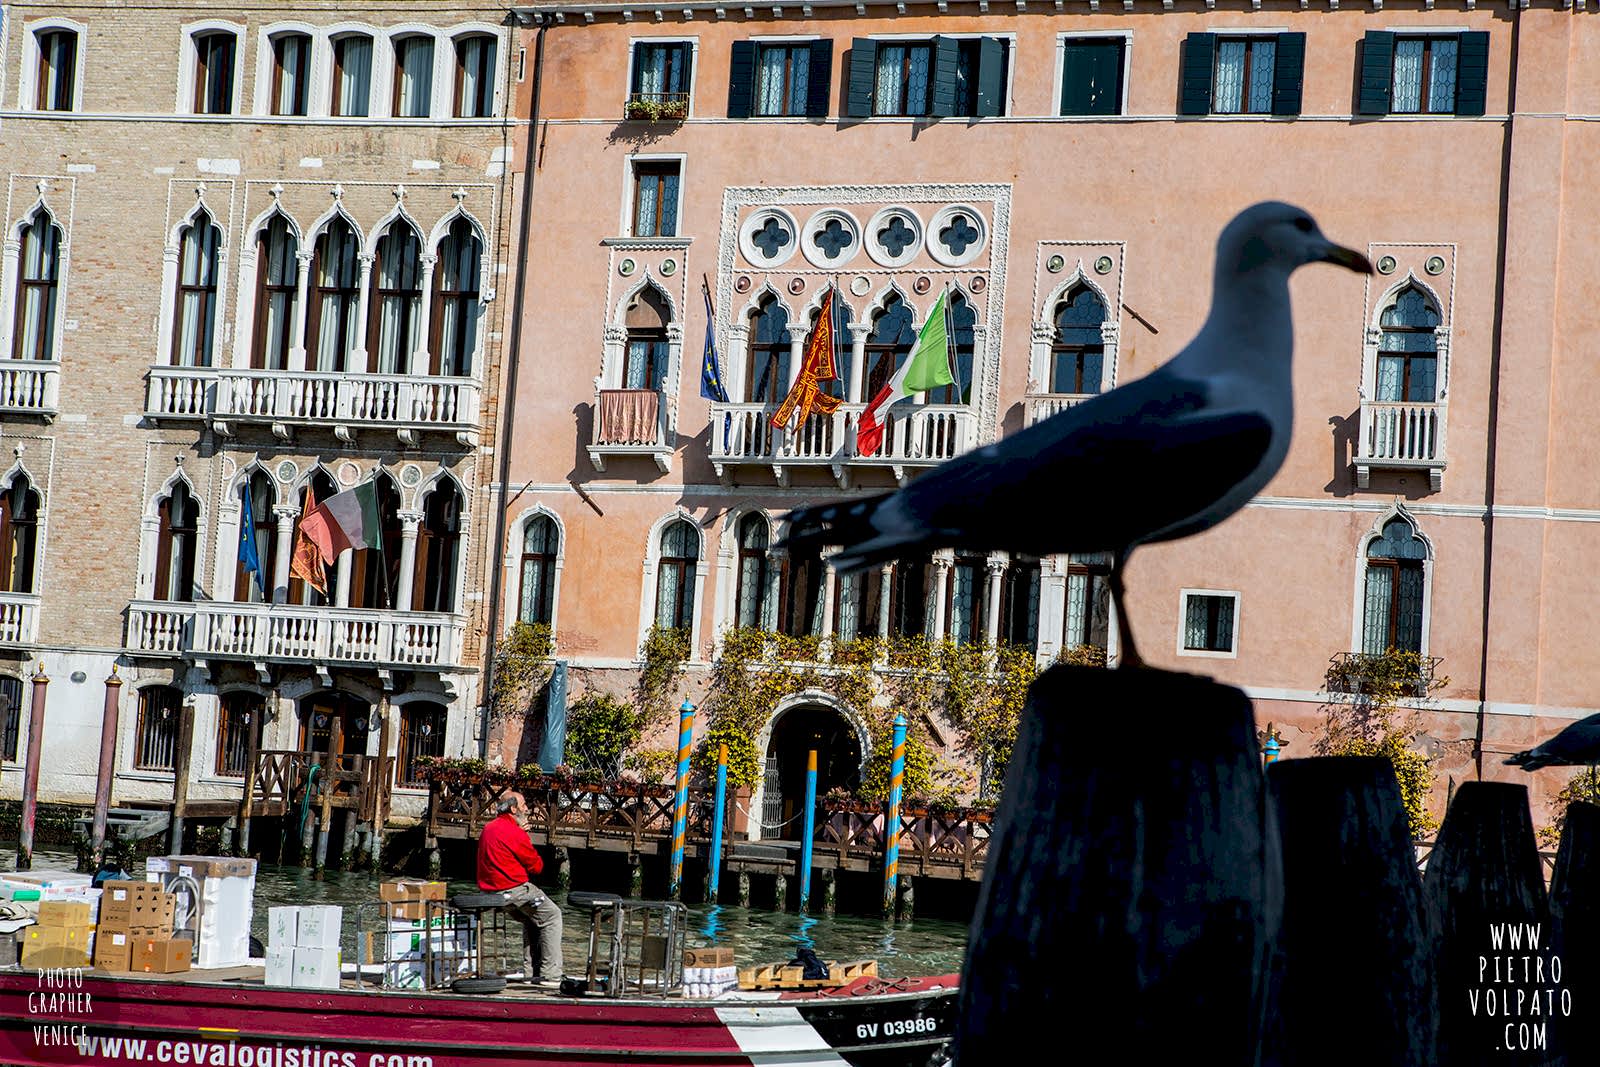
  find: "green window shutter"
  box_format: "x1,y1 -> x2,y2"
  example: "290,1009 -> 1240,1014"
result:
1358,31 -> 1394,116
805,39 -> 834,118
930,36 -> 961,117
975,37 -> 1005,117
1179,33 -> 1215,116
846,39 -> 877,118
1454,31 -> 1489,116
1272,32 -> 1305,116
727,40 -> 756,119
1061,39 -> 1123,116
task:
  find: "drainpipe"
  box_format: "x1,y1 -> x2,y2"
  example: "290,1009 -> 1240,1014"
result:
1474,7 -> 1521,780
479,16 -> 549,760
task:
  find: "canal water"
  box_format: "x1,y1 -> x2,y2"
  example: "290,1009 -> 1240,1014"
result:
10,849 -> 970,980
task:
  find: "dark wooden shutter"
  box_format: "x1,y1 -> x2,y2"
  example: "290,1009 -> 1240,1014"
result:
1179,33 -> 1215,116
1454,31 -> 1489,116
930,35 -> 960,117
727,40 -> 756,119
1272,32 -> 1305,116
975,37 -> 1005,117
846,39 -> 877,117
1061,39 -> 1123,116
805,39 -> 833,118
1357,31 -> 1394,116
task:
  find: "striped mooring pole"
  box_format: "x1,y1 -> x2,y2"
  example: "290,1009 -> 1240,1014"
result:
883,712 -> 906,918
707,742 -> 729,903
798,748 -> 818,912
669,699 -> 695,899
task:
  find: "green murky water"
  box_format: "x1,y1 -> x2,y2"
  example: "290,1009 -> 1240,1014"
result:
9,849 -> 969,980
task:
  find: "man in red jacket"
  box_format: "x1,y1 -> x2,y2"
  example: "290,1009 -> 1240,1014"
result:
477,791 -> 565,988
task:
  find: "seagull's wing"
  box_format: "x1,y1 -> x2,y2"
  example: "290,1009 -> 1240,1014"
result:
786,375 -> 1273,569
1505,713 -> 1600,770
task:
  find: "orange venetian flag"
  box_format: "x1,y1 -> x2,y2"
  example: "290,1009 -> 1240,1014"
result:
770,285 -> 845,430
289,483 -> 328,596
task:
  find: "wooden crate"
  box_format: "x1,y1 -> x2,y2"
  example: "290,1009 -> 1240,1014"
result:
737,959 -> 879,991
828,959 -> 878,983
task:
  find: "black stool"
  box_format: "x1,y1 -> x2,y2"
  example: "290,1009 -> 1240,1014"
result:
568,890 -> 623,994
446,891 -> 510,994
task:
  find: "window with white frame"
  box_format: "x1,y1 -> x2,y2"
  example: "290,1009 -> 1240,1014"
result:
1059,37 -> 1124,116
0,474 -> 41,595
432,217 -> 482,376
307,218 -> 362,372
35,28 -> 81,111
1180,590 -> 1239,655
630,159 -> 681,238
268,31 -> 311,117
368,220 -> 425,374
233,470 -> 275,604
734,512 -> 771,630
629,40 -> 693,115
192,30 -> 238,115
454,34 -> 497,118
153,480 -> 199,603
846,37 -> 1007,119
655,519 -> 699,630
12,211 -> 62,362
172,209 -> 221,367
518,515 -> 559,627
215,692 -> 260,777
1376,286 -> 1440,403
392,35 -> 436,118
1361,519 -> 1426,655
251,215 -> 298,370
331,33 -> 375,117
1052,287 -> 1107,395
135,686 -> 181,772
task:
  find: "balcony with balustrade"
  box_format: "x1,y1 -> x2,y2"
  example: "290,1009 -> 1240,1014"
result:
1022,392 -> 1093,428
588,386 -> 674,473
145,367 -> 482,447
0,592 -> 41,646
1355,399 -> 1447,492
124,600 -> 466,681
0,362 -> 60,419
708,401 -> 977,486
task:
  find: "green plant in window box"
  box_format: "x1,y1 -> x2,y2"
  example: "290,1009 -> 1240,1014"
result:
625,97 -> 688,122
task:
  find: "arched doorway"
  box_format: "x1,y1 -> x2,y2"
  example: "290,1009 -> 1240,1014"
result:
762,703 -> 863,843
297,692 -> 372,755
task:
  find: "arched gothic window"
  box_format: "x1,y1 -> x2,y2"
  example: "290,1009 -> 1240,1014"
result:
519,515 -> 558,626
0,475 -> 40,594
234,470 -> 276,604
624,286 -> 671,391
173,209 -> 221,367
746,298 -> 790,405
369,221 -> 423,374
734,513 -> 769,630
1377,287 -> 1440,403
1052,287 -> 1107,395
1362,519 -> 1427,655
926,292 -> 975,406
13,211 -> 62,362
252,215 -> 298,371
655,519 -> 698,630
432,217 -> 481,376
349,474 -> 403,610
288,469 -> 340,606
864,294 -> 916,400
153,481 -> 198,603
415,481 -> 464,612
307,218 -> 361,372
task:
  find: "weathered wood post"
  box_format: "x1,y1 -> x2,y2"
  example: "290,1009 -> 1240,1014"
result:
1266,756 -> 1437,1066
1547,799 -> 1597,1063
237,704 -> 262,857
953,666 -> 1282,1065
16,668 -> 49,870
1423,781 -> 1553,1067
91,667 -> 125,870
312,716 -> 342,877
168,697 -> 197,854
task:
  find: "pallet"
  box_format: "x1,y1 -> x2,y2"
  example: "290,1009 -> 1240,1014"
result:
736,959 -> 877,990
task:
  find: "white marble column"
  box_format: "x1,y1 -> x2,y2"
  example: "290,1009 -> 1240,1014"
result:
763,548 -> 786,632
819,550 -> 838,642
877,564 -> 893,638
785,327 -> 806,392
288,250 -> 314,371
394,510 -> 423,611
271,506 -> 298,605
411,255 -> 437,376
352,253 -> 375,372
984,553 -> 1007,646
848,324 -> 869,403
335,551 -> 354,608
930,552 -> 952,640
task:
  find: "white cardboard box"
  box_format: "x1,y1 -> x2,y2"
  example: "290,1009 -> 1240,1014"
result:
267,906 -> 298,950
264,946 -> 295,987
295,906 -> 341,949
146,856 -> 257,968
292,946 -> 341,990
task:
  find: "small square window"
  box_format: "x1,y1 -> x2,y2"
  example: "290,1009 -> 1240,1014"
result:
1392,36 -> 1459,115
629,41 -> 693,119
1212,37 -> 1276,115
1180,591 -> 1238,656
631,160 -> 680,238
1060,38 -> 1124,116
753,43 -> 812,117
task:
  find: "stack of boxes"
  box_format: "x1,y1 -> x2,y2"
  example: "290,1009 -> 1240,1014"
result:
265,905 -> 342,990
146,855 -> 257,969
96,880 -> 188,974
377,879 -> 462,991
20,900 -> 96,970
682,946 -> 738,998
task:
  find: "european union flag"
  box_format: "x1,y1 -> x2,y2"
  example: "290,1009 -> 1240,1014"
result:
700,285 -> 729,403
238,485 -> 268,600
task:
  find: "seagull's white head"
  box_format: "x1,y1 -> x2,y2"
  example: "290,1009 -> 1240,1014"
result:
1218,202 -> 1373,280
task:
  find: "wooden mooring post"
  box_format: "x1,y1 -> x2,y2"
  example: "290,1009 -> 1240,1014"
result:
954,666 -> 1281,1064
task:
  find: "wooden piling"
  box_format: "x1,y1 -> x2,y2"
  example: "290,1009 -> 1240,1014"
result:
1423,781 -> 1552,1067
238,709 -> 260,858
16,670 -> 49,870
168,700 -> 196,854
1266,756 -> 1437,1066
953,666 -> 1282,1066
313,717 -> 342,876
90,669 -> 125,870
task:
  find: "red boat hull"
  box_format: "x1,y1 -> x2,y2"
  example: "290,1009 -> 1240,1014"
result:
0,970 -> 956,1067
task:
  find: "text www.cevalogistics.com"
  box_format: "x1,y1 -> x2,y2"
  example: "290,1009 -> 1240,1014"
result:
66,1033 -> 437,1067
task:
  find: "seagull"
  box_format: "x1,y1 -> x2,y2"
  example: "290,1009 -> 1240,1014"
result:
1505,714 -> 1600,771
780,202 -> 1372,668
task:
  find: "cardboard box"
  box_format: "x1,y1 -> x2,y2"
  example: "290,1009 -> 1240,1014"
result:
295,906 -> 341,950
684,946 -> 734,969
22,942 -> 89,969
385,901 -> 433,922
100,882 -> 170,928
23,924 -> 94,950
93,931 -> 132,972
133,938 -> 192,974
147,855 -> 258,881
36,901 -> 92,927
378,879 -> 447,903
292,946 -> 341,990
264,946 -> 295,987
267,906 -> 298,950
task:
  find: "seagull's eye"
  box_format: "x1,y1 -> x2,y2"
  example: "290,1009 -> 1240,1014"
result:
1292,217 -> 1315,233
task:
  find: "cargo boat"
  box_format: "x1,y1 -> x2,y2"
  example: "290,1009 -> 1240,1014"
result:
0,967 -> 957,1067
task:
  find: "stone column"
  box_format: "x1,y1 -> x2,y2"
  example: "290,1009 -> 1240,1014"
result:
411,254 -> 437,376
985,553 -> 1008,646
352,253 -> 375,372
91,668 -> 125,869
394,510 -> 423,611
271,505 -> 297,604
15,669 -> 49,870
335,551 -> 354,608
820,551 -> 838,642
847,324 -> 869,403
877,564 -> 894,638
288,250 -> 314,371
930,552 -> 953,640
785,327 -> 806,392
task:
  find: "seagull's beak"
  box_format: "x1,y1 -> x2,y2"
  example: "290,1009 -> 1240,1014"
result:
1318,242 -> 1374,274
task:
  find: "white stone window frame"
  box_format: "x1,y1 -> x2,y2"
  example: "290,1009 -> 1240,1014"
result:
212,460 -> 280,602
858,30 -> 1018,120
412,467 -> 473,614
1176,588 -> 1241,660
625,36 -> 700,119
177,20 -> 249,117
1361,269 -> 1452,406
425,202 -> 495,373
157,188 -> 231,369
711,504 -> 780,645
138,466 -> 209,602
252,21 -> 321,119
1031,267 -> 1121,396
622,152 -> 689,240
926,204 -> 989,269
384,24 -> 450,121
299,199 -> 369,370
800,208 -> 862,270
0,455 -> 49,599
737,206 -> 799,269
503,503 -> 566,639
638,508 -> 707,664
863,206 -> 924,270
725,282 -> 795,404
0,192 -> 71,366
1052,31 -> 1132,119
389,689 -> 461,793
444,23 -> 509,120
317,22 -> 384,119
230,202 -> 307,370
122,682 -> 185,782
1348,504 -> 1435,658
18,17 -> 88,113
601,271 -> 684,393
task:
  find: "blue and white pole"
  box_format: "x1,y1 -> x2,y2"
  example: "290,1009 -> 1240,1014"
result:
798,748 -> 818,912
707,742 -> 728,902
669,699 -> 694,899
883,712 -> 906,918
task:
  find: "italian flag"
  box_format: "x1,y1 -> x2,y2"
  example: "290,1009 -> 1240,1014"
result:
856,288 -> 956,456
299,480 -> 381,566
